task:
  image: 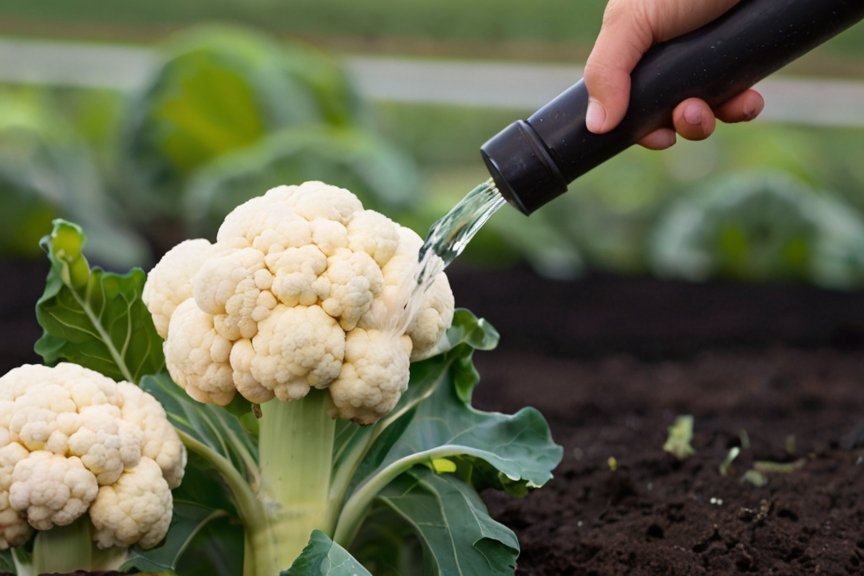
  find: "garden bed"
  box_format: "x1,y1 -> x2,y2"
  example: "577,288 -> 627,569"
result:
2,261 -> 863,574
450,266 -> 864,575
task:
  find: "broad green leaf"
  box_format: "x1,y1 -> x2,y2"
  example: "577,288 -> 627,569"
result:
383,383 -> 561,492
444,308 -> 500,352
0,549 -> 14,573
345,506 -> 428,576
332,310 -> 498,485
334,309 -> 561,567
122,501 -> 231,573
140,372 -> 258,483
282,530 -> 372,576
140,371 -> 263,555
440,309 -> 500,403
347,310 -> 560,495
35,219 -> 164,383
125,515 -> 244,576
360,468 -> 519,576
390,309 -> 499,416
171,513 -> 245,576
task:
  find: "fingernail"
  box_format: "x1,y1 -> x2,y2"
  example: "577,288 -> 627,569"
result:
586,99 -> 606,133
683,103 -> 703,126
742,102 -> 760,121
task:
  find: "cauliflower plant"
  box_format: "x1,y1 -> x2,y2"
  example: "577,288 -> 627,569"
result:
0,362 -> 186,552
143,181 -> 454,424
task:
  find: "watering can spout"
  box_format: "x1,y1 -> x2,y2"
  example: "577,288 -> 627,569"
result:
481,0 -> 864,216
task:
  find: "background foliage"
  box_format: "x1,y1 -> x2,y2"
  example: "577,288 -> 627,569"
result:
1,2 -> 863,286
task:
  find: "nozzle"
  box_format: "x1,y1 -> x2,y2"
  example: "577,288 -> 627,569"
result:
482,0 -> 864,215
480,120 -> 567,215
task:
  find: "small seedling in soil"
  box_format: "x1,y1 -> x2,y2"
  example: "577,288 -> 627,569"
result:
663,414 -> 695,460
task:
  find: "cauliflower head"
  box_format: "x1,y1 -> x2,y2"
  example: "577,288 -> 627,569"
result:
0,363 -> 186,550
144,181 -> 455,424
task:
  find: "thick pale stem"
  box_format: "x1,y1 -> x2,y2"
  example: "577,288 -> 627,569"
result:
29,516 -> 125,574
248,390 -> 337,575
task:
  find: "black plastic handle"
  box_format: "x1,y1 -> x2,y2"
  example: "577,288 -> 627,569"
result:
481,0 -> 864,215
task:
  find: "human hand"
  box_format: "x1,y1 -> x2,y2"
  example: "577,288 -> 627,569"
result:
583,0 -> 765,150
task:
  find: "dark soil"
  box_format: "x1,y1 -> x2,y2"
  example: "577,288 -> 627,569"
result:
3,261 -> 863,575
448,265 -> 864,576
0,261 -> 47,372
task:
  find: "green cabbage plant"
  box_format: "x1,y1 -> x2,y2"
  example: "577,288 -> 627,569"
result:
0,93 -> 147,266
648,170 -> 864,288
120,24 -> 373,222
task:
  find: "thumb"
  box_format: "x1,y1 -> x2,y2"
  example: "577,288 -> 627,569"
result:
583,8 -> 654,134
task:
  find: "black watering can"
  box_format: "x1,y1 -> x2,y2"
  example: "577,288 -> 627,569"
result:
481,0 -> 864,215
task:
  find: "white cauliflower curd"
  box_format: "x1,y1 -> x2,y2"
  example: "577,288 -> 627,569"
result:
143,181 -> 454,424
0,362 -> 186,550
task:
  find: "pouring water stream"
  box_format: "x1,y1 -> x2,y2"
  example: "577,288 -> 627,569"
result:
392,179 -> 505,332
417,179 -> 505,281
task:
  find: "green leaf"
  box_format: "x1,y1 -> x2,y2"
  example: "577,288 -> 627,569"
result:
140,371 -> 264,547
34,219 -> 164,383
331,310 -> 499,490
121,501 -> 230,572
390,308 -> 499,418
344,506 -> 427,576
444,308 -> 500,352
0,549 -> 15,573
360,468 -> 519,576
333,310 -> 561,567
385,382 -> 561,492
140,373 -> 258,484
281,530 -> 372,576
172,514 -> 245,576
350,310 -> 559,494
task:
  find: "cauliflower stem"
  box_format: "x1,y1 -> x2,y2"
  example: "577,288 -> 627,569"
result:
248,390 -> 337,574
168,384 -> 344,575
13,517 -> 125,576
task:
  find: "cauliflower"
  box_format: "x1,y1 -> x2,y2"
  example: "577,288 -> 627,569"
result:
0,363 -> 186,551
144,181 -> 454,424
90,457 -> 174,549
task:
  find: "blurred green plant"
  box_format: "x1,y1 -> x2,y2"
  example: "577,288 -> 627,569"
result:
183,126 -> 417,239
0,25 -> 421,266
120,24 -> 375,223
2,23 -> 863,285
648,170 -> 864,288
105,23 -> 425,260
0,91 -> 148,266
